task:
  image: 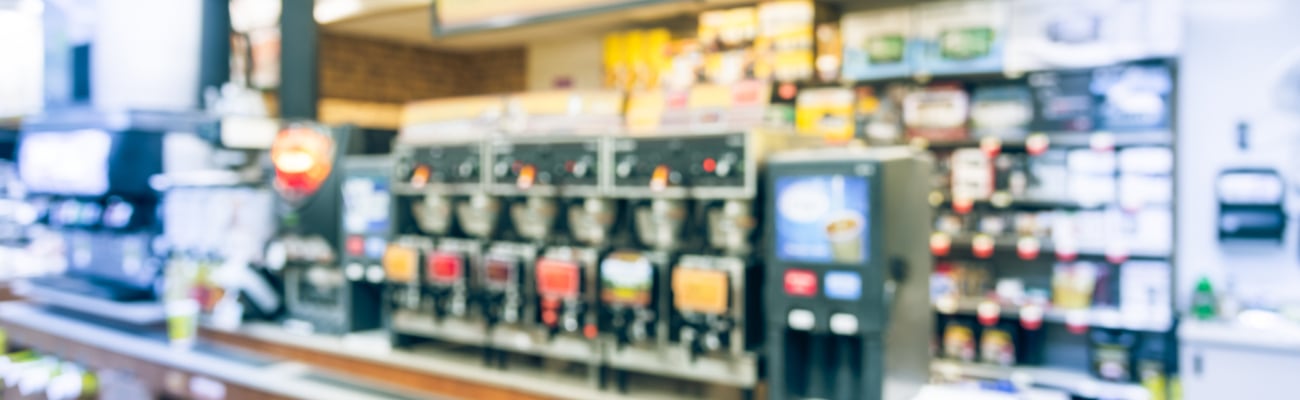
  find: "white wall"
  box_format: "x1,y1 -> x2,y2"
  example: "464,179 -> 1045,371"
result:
526,35 -> 605,91
1178,0 -> 1300,309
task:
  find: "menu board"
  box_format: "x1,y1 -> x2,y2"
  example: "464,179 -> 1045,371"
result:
435,0 -> 667,35
774,175 -> 871,264
342,175 -> 390,235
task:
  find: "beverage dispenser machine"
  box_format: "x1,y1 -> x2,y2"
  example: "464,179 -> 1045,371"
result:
485,135 -> 604,373
603,130 -> 799,391
387,138 -> 491,346
764,147 -> 932,400
267,122 -> 383,335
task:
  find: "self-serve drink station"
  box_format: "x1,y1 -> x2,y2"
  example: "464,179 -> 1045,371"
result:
387,137 -> 492,347
764,147 -> 933,400
484,134 -> 605,375
601,130 -> 809,392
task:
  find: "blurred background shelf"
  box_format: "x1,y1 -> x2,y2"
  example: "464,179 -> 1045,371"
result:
934,297 -> 1174,333
931,360 -> 1150,400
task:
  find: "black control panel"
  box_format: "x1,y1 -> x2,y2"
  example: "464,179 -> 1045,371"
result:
611,133 -> 747,189
396,144 -> 483,186
490,139 -> 602,188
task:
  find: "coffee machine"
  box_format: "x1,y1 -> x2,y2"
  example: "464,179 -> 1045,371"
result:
484,135 -> 604,371
764,147 -> 932,400
267,122 -> 385,335
17,111 -> 181,319
387,138 -> 492,346
602,130 -> 798,391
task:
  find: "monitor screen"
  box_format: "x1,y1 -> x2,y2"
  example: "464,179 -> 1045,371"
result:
774,174 -> 871,264
342,175 -> 390,235
599,252 -> 653,307
18,130 -> 112,196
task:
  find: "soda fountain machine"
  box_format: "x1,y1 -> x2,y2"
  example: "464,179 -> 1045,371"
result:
485,135 -> 604,377
763,147 -> 932,400
266,122 -> 382,335
603,130 -> 800,391
387,137 -> 492,347
16,111 -> 181,322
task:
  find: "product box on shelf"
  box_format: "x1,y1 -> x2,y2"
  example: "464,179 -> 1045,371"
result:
1091,62 -> 1173,132
699,6 -> 759,85
794,87 -> 854,142
842,7 -> 919,81
1027,68 -> 1096,133
1004,0 -> 1181,73
915,0 -> 1009,77
970,83 -> 1033,140
905,83 -> 971,142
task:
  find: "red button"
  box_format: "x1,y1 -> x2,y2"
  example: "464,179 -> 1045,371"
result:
346,236 -> 364,256
783,269 -> 818,297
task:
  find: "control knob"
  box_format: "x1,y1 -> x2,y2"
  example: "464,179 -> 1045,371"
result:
457,159 -> 477,178
616,156 -> 637,178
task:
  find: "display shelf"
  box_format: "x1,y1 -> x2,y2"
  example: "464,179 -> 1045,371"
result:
931,360 -> 1150,400
922,130 -> 1172,152
933,195 -> 1112,212
934,297 -> 1174,333
935,235 -> 1171,263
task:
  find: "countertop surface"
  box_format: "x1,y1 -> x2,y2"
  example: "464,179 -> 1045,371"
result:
0,302 -> 439,400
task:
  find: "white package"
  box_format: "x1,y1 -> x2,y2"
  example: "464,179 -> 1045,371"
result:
1005,0 -> 1181,72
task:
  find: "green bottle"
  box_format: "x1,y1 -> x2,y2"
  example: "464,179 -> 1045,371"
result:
1191,277 -> 1217,320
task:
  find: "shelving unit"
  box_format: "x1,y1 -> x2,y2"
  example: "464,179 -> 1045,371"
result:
911,58 -> 1179,400
935,297 -> 1173,333
931,360 -> 1150,400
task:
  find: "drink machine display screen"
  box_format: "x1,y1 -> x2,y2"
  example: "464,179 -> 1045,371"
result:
343,176 -> 391,236
600,252 -> 653,307
383,245 -> 419,283
483,256 -> 517,292
427,252 -> 465,285
537,258 -> 581,300
774,175 -> 871,264
672,268 -> 730,315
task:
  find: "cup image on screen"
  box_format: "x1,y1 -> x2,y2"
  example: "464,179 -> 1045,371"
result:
824,210 -> 866,263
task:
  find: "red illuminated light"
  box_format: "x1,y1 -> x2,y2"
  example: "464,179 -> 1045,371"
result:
270,125 -> 335,202
783,269 -> 818,297
346,236 -> 364,256
702,158 -> 717,173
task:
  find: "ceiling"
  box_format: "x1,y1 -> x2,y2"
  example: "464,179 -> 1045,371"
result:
316,0 -> 869,52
